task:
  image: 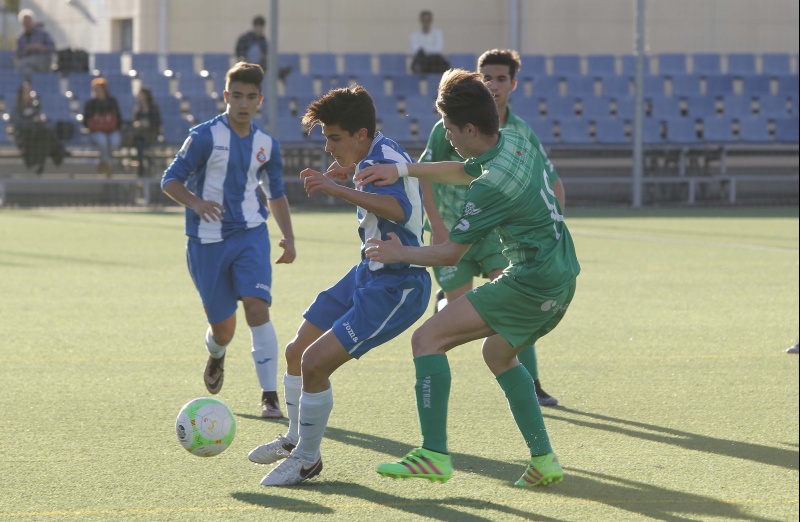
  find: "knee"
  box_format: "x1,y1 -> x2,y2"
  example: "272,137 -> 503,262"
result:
284,339 -> 303,367
211,329 -> 234,347
411,326 -> 439,357
299,352 -> 327,385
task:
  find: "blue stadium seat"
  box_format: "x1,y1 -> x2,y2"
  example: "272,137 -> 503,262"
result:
0,50 -> 14,71
758,95 -> 790,119
531,76 -> 561,98
581,96 -> 612,120
551,55 -> 582,78
702,116 -> 735,142
378,53 -> 408,76
664,118 -> 699,144
777,75 -> 799,99
177,74 -> 210,99
722,95 -> 754,119
273,95 -> 293,118
594,118 -> 628,144
131,52 -> 161,77
161,116 -> 191,145
531,119 -> 556,145
138,72 -> 172,98
343,53 -> 373,75
649,95 -> 682,120
391,75 -> 422,98
284,74 -> 315,100
761,53 -> 791,76
565,76 -> 595,98
519,54 -> 547,78
278,53 -> 301,75
188,95 -> 220,123
510,99 -> 540,121
0,70 -> 24,101
639,75 -> 666,97
738,116 -> 772,142
370,94 -> 398,116
692,53 -> 722,76
447,53 -> 477,71
379,115 -> 414,143
30,72 -> 61,98
601,76 -> 630,98
559,118 -> 592,144
705,75 -> 735,98
423,73 -> 443,97
642,118 -> 664,144
741,75 -> 772,98
39,95 -> 73,122
671,74 -> 702,98
167,53 -> 196,77
545,97 -> 577,121
402,95 -> 436,118
586,55 -> 617,78
65,72 -> 93,100
352,74 -> 386,97
308,53 -> 339,77
686,95 -> 718,120
658,53 -> 688,76
275,115 -> 306,144
202,53 -> 231,77
621,54 -> 651,77
727,53 -> 756,76
774,118 -> 800,142
93,52 -> 122,75
115,93 -> 135,123
615,96 -> 635,121
155,95 -> 182,120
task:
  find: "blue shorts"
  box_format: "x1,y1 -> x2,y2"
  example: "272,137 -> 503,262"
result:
303,261 -> 431,359
186,224 -> 272,324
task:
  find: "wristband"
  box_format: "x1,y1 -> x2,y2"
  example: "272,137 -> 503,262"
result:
396,162 -> 409,178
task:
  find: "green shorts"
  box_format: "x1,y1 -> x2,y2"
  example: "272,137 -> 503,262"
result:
466,274 -> 577,350
432,231 -> 507,291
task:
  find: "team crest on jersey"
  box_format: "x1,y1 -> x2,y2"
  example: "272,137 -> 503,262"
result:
463,202 -> 482,216
256,147 -> 267,163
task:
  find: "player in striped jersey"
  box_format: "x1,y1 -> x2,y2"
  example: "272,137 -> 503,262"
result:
251,85 -> 431,487
161,62 -> 296,419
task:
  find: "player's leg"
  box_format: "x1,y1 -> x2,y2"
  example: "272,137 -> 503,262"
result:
431,258 -> 478,313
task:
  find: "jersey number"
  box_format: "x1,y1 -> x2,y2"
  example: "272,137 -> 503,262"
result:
539,169 -> 563,240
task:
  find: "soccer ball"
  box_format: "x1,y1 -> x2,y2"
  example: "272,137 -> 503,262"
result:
175,397 -> 236,457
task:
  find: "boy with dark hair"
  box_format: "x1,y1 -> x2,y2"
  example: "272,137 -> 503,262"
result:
353,69 -> 580,487
161,61 -> 296,419
420,49 -> 564,407
249,85 -> 431,487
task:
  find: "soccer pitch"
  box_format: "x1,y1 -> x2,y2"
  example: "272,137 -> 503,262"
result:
0,207 -> 797,521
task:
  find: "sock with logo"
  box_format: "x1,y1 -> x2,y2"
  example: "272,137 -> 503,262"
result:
497,365 -> 552,456
516,344 -> 539,381
293,387 -> 334,462
414,353 -> 451,455
283,372 -> 302,444
250,321 -> 278,392
205,327 -> 227,358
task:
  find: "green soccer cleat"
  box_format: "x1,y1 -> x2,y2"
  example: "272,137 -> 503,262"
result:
376,447 -> 452,483
514,453 -> 563,487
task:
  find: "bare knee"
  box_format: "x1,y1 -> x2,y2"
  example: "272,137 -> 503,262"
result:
411,325 -> 442,357
300,352 -> 330,389
210,325 -> 234,347
285,339 -> 304,370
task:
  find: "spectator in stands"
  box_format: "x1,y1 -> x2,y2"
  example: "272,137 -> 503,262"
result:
11,80 -> 68,175
127,87 -> 162,177
234,15 -> 291,80
410,10 -> 449,74
15,9 -> 56,77
83,77 -> 122,177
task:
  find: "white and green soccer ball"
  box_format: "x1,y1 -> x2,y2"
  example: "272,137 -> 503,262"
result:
175,397 -> 236,457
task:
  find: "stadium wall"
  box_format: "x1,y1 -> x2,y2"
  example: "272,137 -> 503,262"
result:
18,0 -> 800,57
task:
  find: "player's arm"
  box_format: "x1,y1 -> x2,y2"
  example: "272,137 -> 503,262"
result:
354,161 -> 472,187
162,180 -> 225,223
366,233 -> 471,267
301,168 -> 405,222
267,196 -> 296,264
161,131 -> 223,222
420,179 -> 448,244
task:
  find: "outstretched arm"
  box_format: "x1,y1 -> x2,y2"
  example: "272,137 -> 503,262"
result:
365,232 -> 471,268
354,161 -> 472,187
301,168 -> 405,222
266,195 -> 296,264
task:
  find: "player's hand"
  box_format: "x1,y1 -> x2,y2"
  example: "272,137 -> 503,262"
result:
364,232 -> 404,264
192,199 -> 225,222
324,162 -> 355,182
275,237 -> 296,264
353,163 -> 399,187
300,168 -> 340,197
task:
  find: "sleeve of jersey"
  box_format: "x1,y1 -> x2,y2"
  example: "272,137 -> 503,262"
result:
528,130 -> 560,183
262,140 -> 286,200
161,128 -> 210,188
447,179 -> 509,245
360,160 -> 413,224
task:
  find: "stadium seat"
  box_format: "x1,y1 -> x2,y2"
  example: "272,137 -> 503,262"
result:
758,95 -> 790,119
29,72 -> 61,98
649,95 -> 682,120
0,50 -> 14,71
415,113 -> 441,138
559,118 -> 592,144
275,115 -> 306,144
664,118 -> 699,144
352,74 -> 386,97
201,53 -> 231,77
702,116 -> 735,142
594,118 -> 628,144
581,96 -> 612,120
586,55 -> 617,78
379,115 -> 414,143
642,118 -> 664,144
0,120 -> 12,145
685,95 -> 718,120
131,52 -> 161,77
531,76 -> 561,98
371,94 -> 398,117
176,74 -> 210,99
777,75 -> 799,99
0,70 -> 24,101
531,118 -> 556,145
639,75 -> 666,97
722,95 -> 754,119
161,116 -> 191,145
278,53 -> 301,75
727,53 -> 756,76
402,95 -> 436,118
705,75 -> 735,98
761,53 -> 791,76
39,95 -> 73,122
774,118 -> 800,142
65,72 -> 93,100
93,51 -> 122,75
741,75 -> 772,98
423,73 -> 443,97
155,95 -> 182,120
188,95 -> 220,123
166,53 -> 196,77
545,97 -> 577,121
658,53 -> 688,76
621,54 -> 651,77
601,76 -> 631,98
284,74 -> 315,100
565,76 -> 596,98
391,75 -> 422,98
447,53 -> 477,71
519,54 -> 547,78
115,93 -> 136,123
738,116 -> 772,142
551,55 -> 582,78
510,99 -> 540,122
614,96 -> 635,121
692,53 -> 722,76
308,53 -> 339,77
378,53 -> 409,76
671,74 -> 702,98
138,72 -> 172,98
343,53 -> 373,76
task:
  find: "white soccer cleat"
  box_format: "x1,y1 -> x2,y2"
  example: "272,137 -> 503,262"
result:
248,434 -> 296,465
260,454 -> 323,486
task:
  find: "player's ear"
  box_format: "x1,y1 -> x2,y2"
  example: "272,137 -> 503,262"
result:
222,90 -> 229,104
510,77 -> 518,91
356,128 -> 368,142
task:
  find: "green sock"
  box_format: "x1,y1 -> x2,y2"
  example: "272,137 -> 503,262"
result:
517,344 -> 539,381
497,365 -> 552,456
414,353 -> 451,454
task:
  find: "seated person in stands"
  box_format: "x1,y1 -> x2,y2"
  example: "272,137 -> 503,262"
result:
410,10 -> 449,74
127,87 -> 161,177
82,77 -> 122,177
11,81 -> 68,175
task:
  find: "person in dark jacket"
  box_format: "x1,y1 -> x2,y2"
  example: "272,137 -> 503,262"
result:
11,81 -> 68,175
82,77 -> 122,177
128,87 -> 161,177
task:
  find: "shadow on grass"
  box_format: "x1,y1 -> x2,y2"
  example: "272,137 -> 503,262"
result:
544,407 -> 800,471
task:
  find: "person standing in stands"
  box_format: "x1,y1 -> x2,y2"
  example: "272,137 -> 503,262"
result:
15,9 -> 55,77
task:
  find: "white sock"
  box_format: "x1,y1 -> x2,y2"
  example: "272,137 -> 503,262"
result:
294,387 -> 334,462
250,321 -> 278,392
283,373 -> 302,444
205,327 -> 226,358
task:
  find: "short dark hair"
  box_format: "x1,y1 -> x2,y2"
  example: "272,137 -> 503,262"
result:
253,15 -> 266,27
419,10 -> 433,20
435,68 -> 499,136
226,61 -> 264,92
301,85 -> 376,138
477,49 -> 522,80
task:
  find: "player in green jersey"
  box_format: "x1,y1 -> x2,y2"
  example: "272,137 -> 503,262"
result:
420,49 -> 563,406
347,69 -> 580,487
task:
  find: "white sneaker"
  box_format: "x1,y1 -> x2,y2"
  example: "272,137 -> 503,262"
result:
248,434 -> 297,465
260,454 -> 323,486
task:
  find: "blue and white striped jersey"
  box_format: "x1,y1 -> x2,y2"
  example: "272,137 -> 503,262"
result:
355,132 -> 425,271
161,114 -> 285,243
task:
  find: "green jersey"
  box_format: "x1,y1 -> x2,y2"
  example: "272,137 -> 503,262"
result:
449,130 -> 580,292
419,107 -> 558,230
